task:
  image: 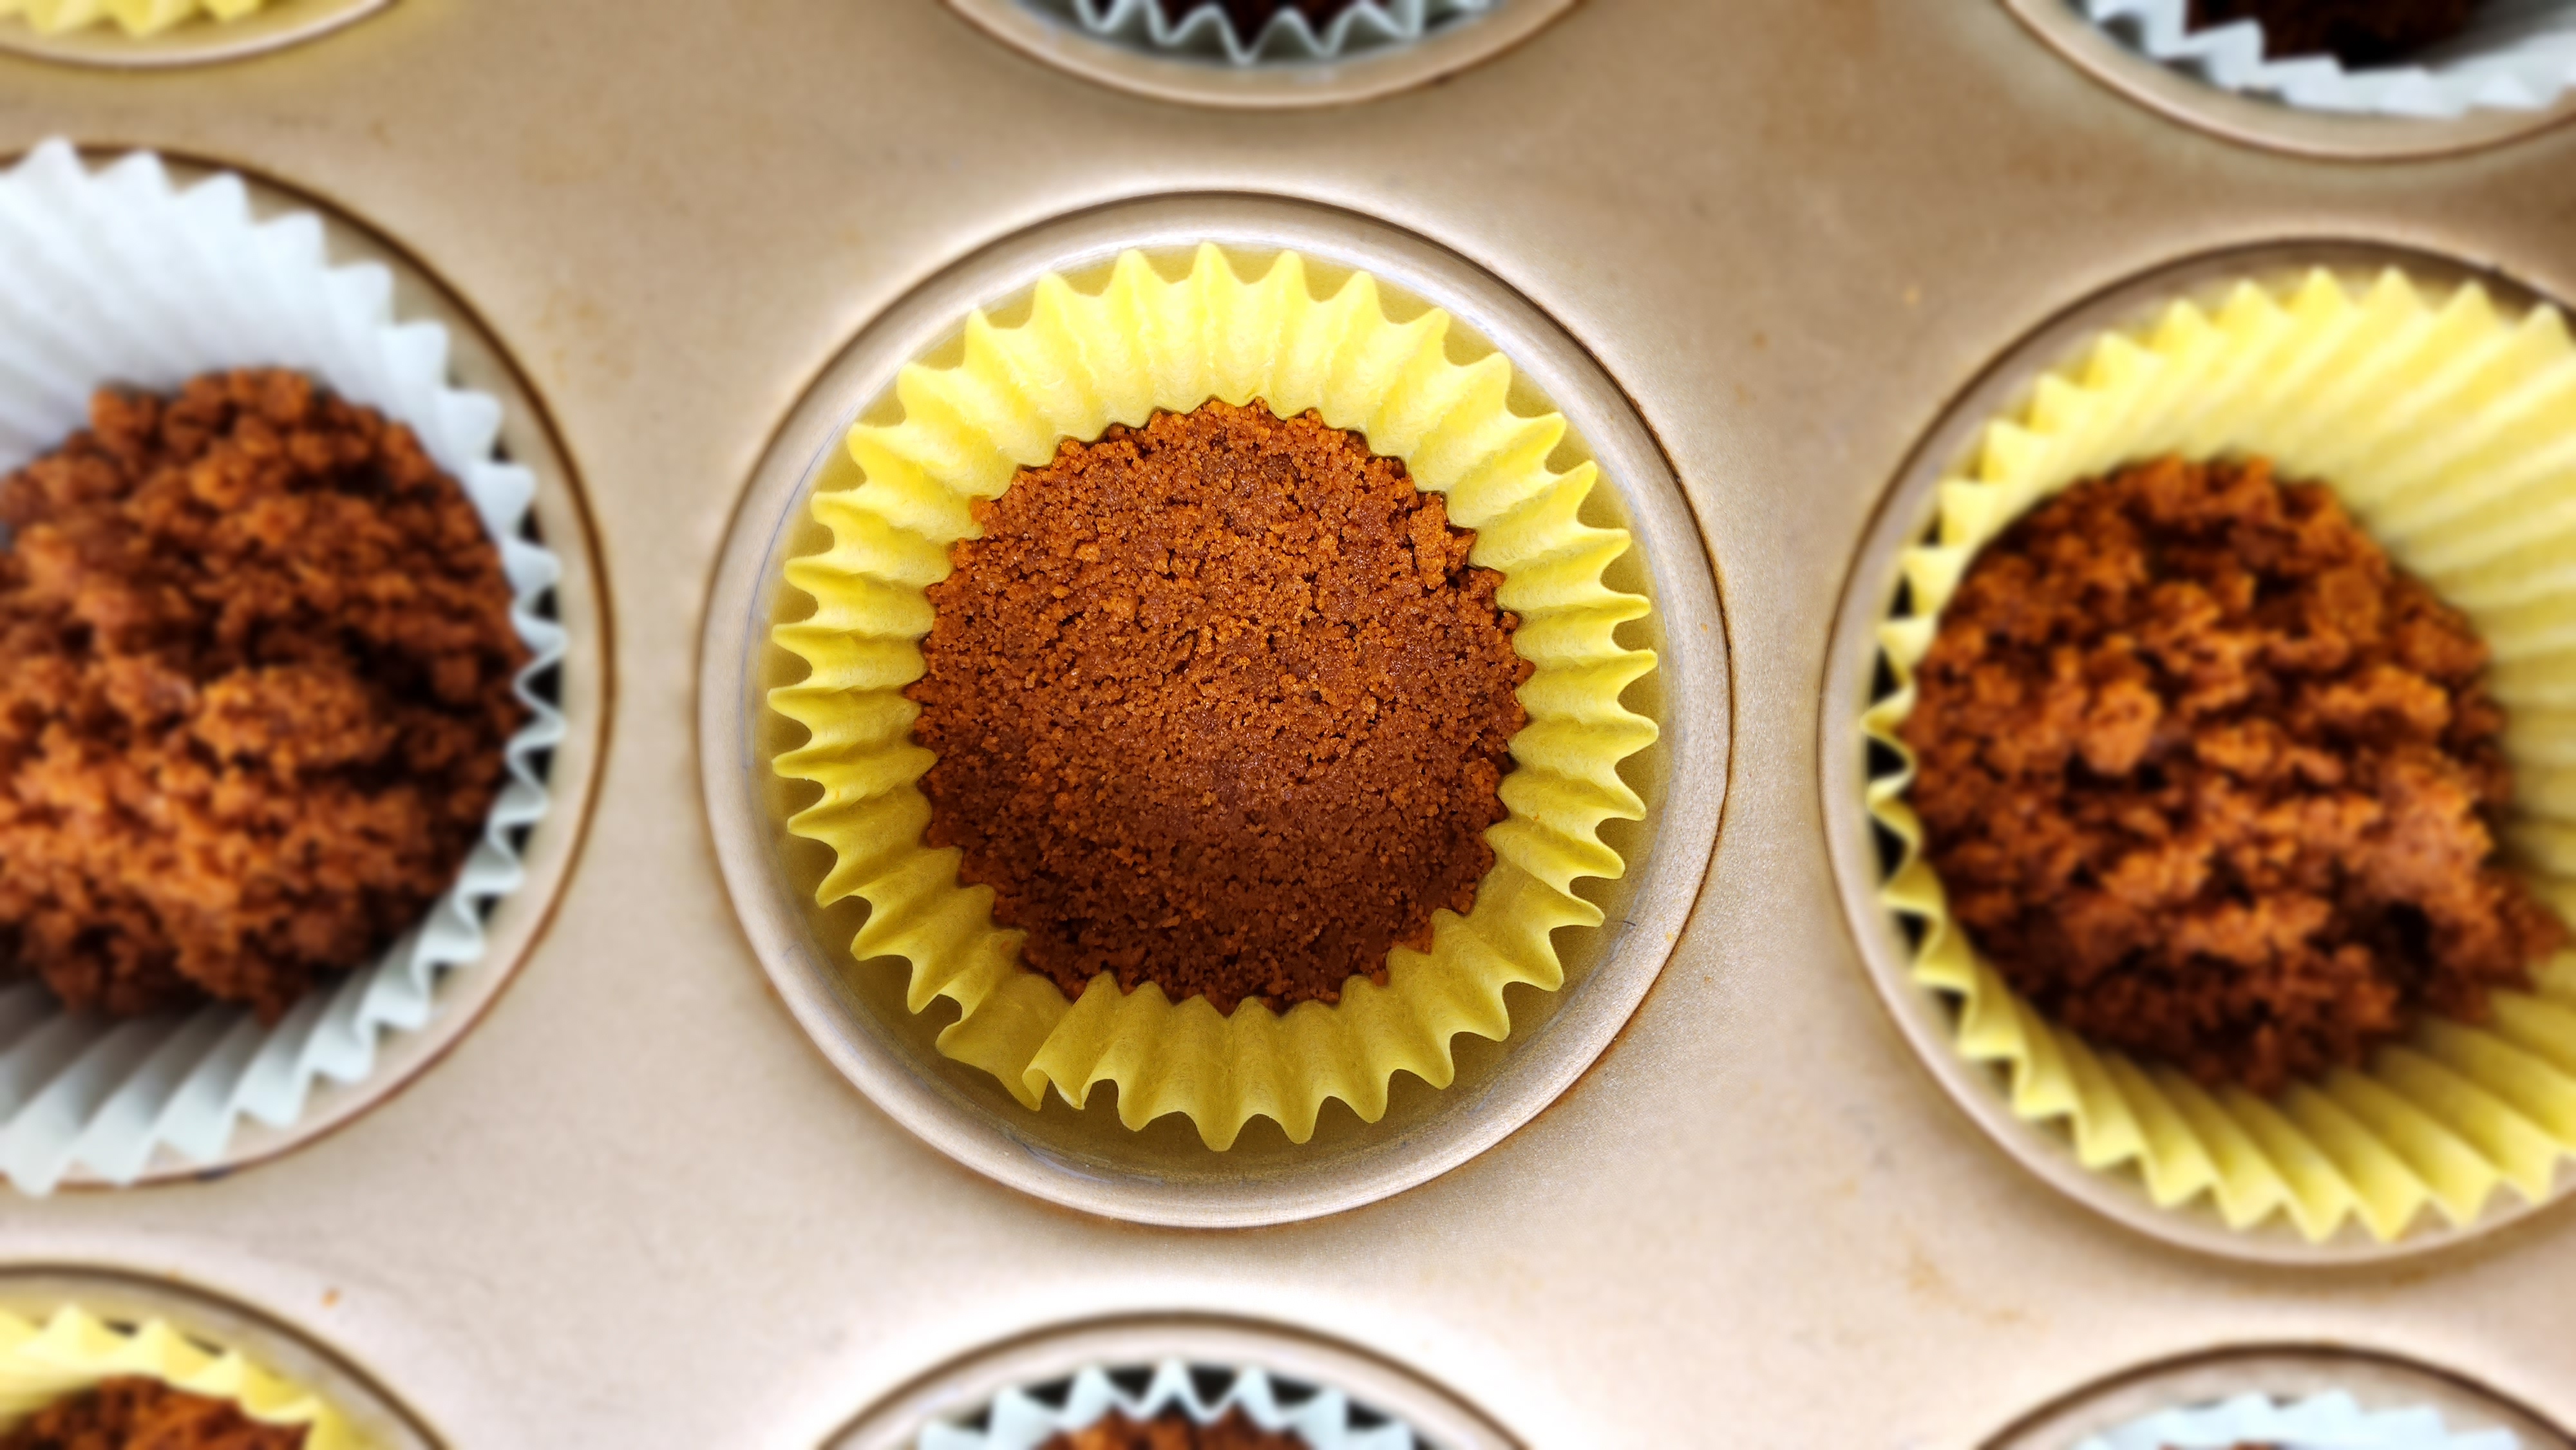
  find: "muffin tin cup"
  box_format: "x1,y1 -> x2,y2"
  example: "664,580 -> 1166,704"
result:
701,191 -> 1726,1228
0,0 -> 390,70
0,1265 -> 435,1449
0,142 -> 605,1194
824,1314 -> 1516,1450
938,0 -> 1579,108
767,240 -> 1658,1153
1824,239 -> 2576,1263
2005,0 -> 2576,158
1987,1346 -> 2570,1450
2077,0 -> 2576,122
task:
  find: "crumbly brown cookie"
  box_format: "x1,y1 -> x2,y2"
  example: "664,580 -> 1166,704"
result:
0,370 -> 530,1021
1901,455 -> 2561,1094
909,399 -> 1529,1015
0,1377 -> 307,1450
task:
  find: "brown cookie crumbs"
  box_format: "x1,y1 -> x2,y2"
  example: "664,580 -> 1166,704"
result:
0,370 -> 531,1022
907,398 -> 1530,1015
1900,455 -> 2562,1096
1041,1409 -> 1309,1450
2187,0 -> 2481,66
0,1377 -> 307,1450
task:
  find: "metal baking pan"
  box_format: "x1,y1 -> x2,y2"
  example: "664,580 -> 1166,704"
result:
3,1 -> 2576,1445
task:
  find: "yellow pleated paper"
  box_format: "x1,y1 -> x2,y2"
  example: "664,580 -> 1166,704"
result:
0,1306 -> 354,1448
0,0 -> 265,37
1868,268 -> 2576,1243
770,245 -> 1659,1149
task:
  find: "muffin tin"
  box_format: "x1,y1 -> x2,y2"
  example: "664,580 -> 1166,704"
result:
3,0 -> 2576,1445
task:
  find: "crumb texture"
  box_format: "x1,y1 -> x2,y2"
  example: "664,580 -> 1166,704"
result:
1040,1409 -> 1310,1450
0,1377 -> 307,1450
1900,455 -> 2561,1095
908,398 -> 1530,1015
2187,0 -> 2481,65
0,370 -> 531,1021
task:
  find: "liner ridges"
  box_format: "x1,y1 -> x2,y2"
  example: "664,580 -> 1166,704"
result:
1868,265 -> 2576,1243
772,243 -> 1656,1149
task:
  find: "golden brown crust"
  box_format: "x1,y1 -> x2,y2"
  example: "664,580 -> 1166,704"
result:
0,370 -> 531,1021
1900,455 -> 2562,1095
0,1377 -> 307,1450
908,399 -> 1530,1015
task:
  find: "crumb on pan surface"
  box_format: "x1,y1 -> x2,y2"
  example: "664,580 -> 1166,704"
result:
1899,455 -> 2562,1096
0,370 -> 531,1022
2185,0 -> 2483,66
909,398 -> 1531,1017
1041,1408 -> 1311,1450
0,1376 -> 307,1450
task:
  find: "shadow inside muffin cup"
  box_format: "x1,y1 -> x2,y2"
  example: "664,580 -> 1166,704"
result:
1826,237 -> 2576,1261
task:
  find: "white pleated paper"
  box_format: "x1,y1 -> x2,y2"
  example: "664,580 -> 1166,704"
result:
1030,0 -> 1492,66
918,1363 -> 1416,1450
0,138 -> 566,1196
2076,1389 -> 2519,1450
2083,0 -> 2576,117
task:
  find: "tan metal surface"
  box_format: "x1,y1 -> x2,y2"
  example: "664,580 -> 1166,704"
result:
1,1 -> 2575,1446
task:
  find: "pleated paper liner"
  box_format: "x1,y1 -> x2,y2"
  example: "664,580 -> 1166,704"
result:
1034,0 -> 1491,66
1864,267 -> 2576,1244
0,1306 -> 354,1450
2077,1388 -> 2520,1450
919,1362 -> 1417,1450
2080,0 -> 2576,119
770,243 -> 1658,1151
0,0 -> 268,37
0,142 -> 569,1193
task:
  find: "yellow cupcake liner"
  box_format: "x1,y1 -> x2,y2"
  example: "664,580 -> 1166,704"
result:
770,244 -> 1658,1150
0,1305 -> 354,1448
1868,267 -> 2576,1243
0,0 -> 267,37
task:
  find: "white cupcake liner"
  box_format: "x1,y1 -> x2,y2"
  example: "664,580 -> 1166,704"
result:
919,1362 -> 1417,1449
2077,1389 -> 2521,1450
0,139 -> 566,1196
1029,0 -> 1492,65
2081,0 -> 2576,117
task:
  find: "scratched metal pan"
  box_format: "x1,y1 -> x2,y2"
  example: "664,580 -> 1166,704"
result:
0,2 -> 2572,1446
